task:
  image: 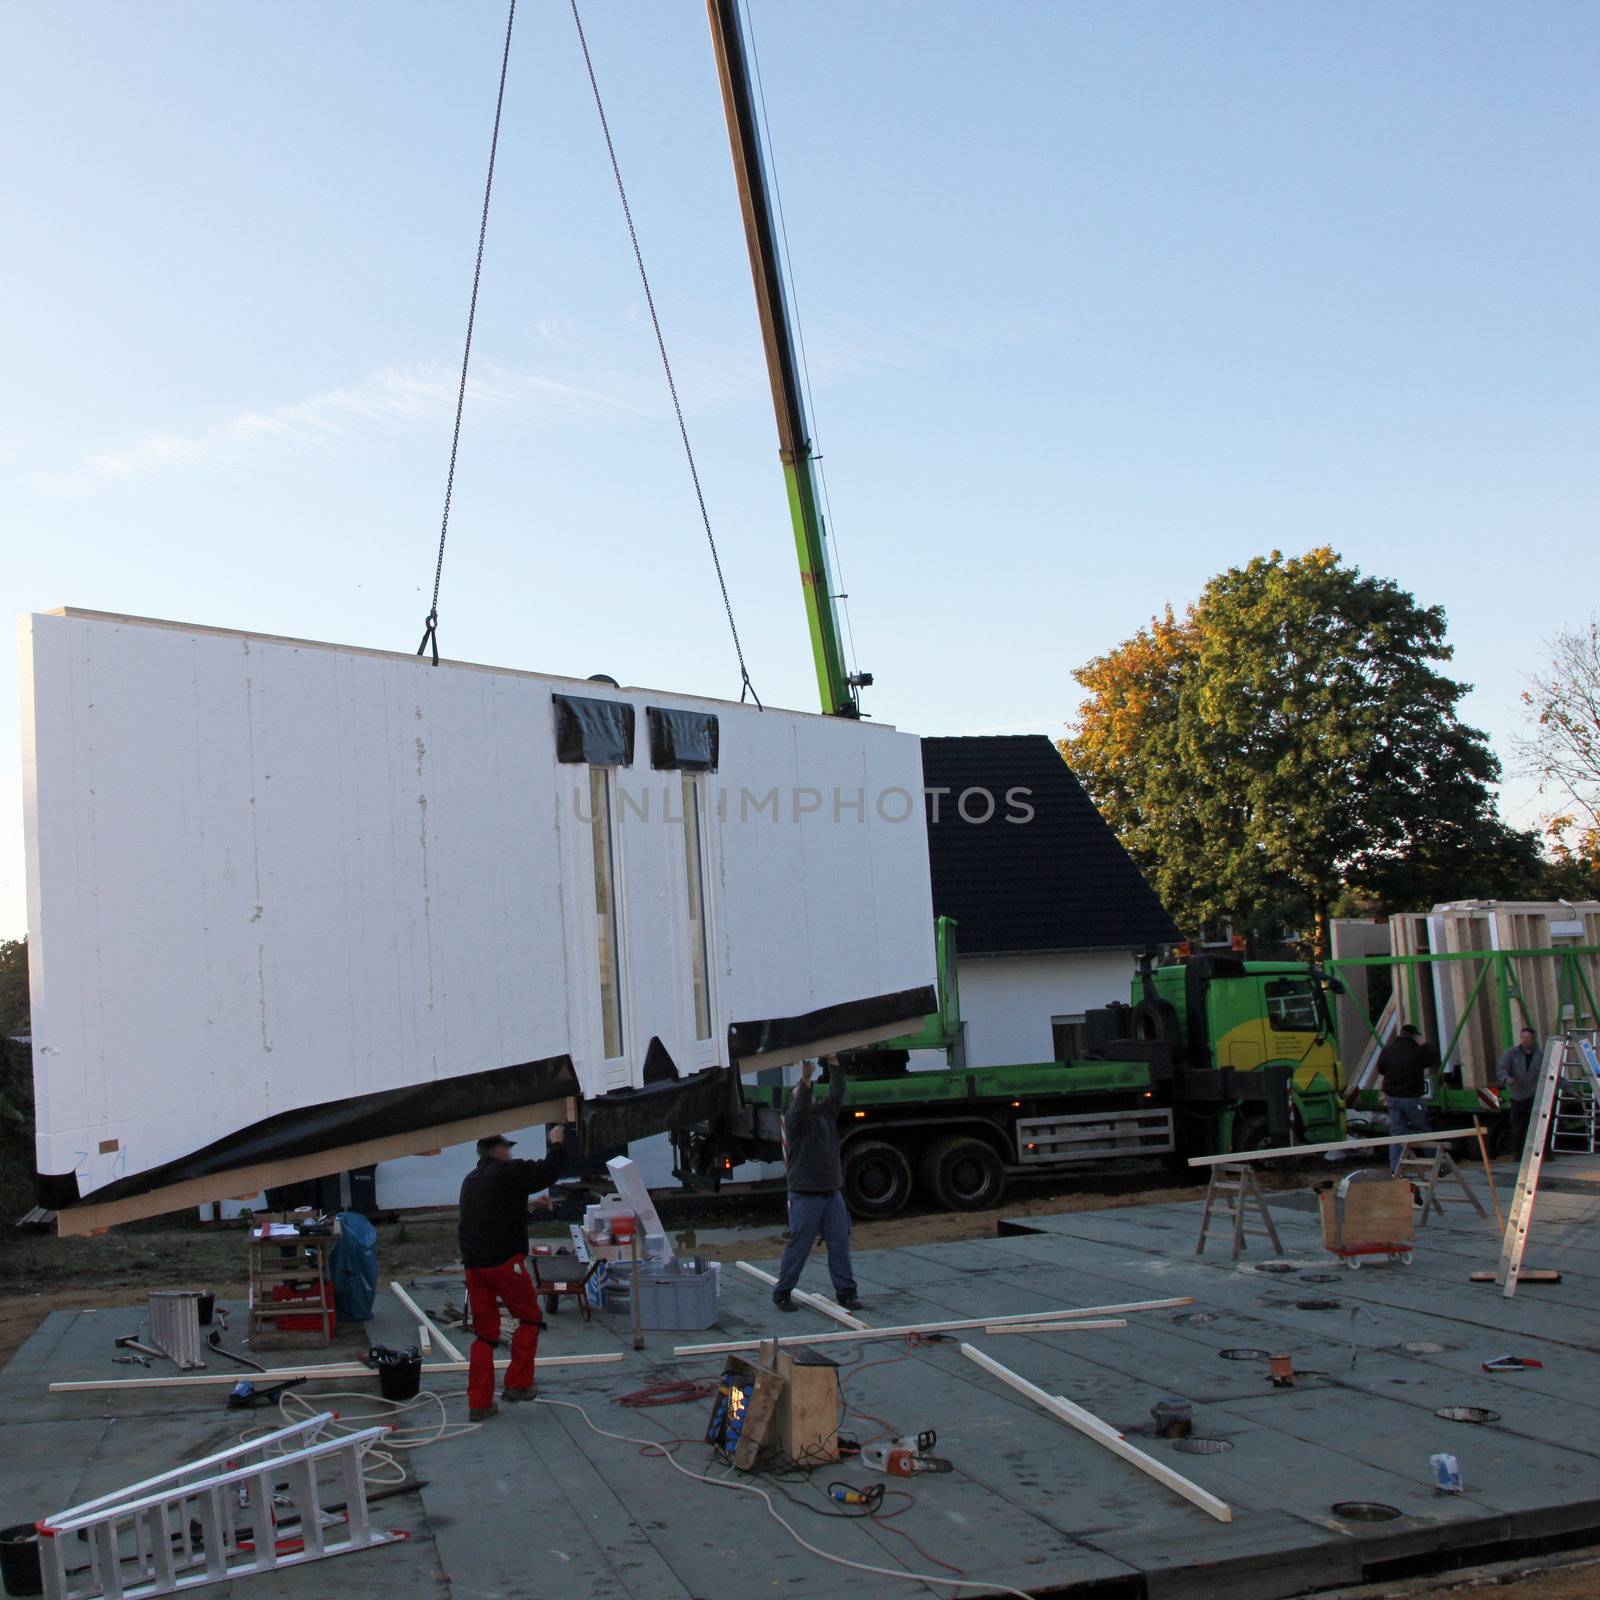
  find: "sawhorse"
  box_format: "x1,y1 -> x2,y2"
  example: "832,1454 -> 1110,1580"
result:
1195,1162 -> 1284,1260
1395,1140 -> 1488,1228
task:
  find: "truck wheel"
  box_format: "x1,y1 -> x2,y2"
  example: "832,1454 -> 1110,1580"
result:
842,1141 -> 913,1219
1131,997 -> 1181,1045
919,1136 -> 1005,1212
1232,1114 -> 1273,1154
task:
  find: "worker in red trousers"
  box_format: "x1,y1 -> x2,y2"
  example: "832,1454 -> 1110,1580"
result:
458,1126 -> 567,1421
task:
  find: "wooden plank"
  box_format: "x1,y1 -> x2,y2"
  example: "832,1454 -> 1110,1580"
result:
1187,1128 -> 1479,1168
672,1297 -> 1193,1357
731,1368 -> 786,1471
1474,1117 -> 1506,1232
48,1350 -> 623,1394
734,1261 -> 870,1328
959,1342 -> 1233,1524
982,1320 -> 1128,1334
389,1280 -> 465,1364
1472,1269 -> 1561,1284
54,1095 -> 575,1236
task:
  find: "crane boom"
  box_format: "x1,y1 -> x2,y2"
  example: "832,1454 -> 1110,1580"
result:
706,0 -> 866,718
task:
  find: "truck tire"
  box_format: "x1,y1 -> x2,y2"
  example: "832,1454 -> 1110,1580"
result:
842,1141 -> 913,1219
1131,997 -> 1181,1046
918,1136 -> 1005,1212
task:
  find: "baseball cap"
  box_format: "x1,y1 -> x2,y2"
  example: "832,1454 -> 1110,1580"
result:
476,1134 -> 516,1156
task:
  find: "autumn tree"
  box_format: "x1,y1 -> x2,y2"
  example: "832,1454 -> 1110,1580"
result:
1518,617 -> 1600,895
1064,548 -> 1540,953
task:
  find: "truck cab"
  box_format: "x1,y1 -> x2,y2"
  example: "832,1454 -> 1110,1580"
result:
1133,952 -> 1346,1150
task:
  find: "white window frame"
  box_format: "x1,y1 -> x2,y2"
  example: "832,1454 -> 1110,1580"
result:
587,766 -> 628,1067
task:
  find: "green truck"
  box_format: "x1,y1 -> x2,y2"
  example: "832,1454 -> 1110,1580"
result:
677,926 -> 1352,1217
681,929 -> 1600,1217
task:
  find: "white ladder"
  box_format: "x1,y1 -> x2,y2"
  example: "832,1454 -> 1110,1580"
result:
1494,1036 -> 1571,1299
38,1411 -> 404,1599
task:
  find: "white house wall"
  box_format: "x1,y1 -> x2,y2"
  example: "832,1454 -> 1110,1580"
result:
22,610 -> 934,1214
948,952 -> 1137,1068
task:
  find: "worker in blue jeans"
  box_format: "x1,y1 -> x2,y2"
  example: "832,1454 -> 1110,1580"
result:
1374,1023 -> 1438,1175
772,1056 -> 862,1314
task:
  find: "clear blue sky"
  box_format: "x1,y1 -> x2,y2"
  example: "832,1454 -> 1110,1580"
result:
4,1 -> 1597,939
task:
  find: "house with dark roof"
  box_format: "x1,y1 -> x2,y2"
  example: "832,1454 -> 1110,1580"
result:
919,735 -> 1180,1068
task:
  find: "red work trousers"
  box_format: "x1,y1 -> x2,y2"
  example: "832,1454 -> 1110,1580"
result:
465,1253 -> 543,1410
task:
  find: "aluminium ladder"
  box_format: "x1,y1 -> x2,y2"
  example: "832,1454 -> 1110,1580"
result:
1551,1037 -> 1600,1155
1494,1035 -> 1572,1299
37,1411 -> 404,1599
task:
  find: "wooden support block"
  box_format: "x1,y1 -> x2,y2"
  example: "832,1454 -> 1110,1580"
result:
961,1343 -> 1233,1524
776,1349 -> 841,1466
1472,1269 -> 1560,1284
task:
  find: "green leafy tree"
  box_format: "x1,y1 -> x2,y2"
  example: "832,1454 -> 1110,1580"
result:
1065,548 -> 1539,952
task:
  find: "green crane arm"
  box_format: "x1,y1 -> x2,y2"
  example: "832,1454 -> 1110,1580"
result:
706,0 -> 867,718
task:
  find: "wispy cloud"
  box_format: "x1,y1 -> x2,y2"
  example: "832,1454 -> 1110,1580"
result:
53,360 -> 639,493
35,304 -> 1064,497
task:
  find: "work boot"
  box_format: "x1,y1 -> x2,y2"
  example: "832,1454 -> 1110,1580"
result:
502,1386 -> 537,1403
468,1401 -> 499,1422
772,1292 -> 798,1313
836,1290 -> 863,1312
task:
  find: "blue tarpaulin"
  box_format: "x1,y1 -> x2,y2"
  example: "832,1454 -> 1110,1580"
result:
330,1210 -> 379,1322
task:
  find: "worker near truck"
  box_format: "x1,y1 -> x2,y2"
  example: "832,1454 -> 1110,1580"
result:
457,1125 -> 567,1421
1375,1024 -> 1439,1174
1496,1027 -> 1543,1154
772,1056 -> 862,1314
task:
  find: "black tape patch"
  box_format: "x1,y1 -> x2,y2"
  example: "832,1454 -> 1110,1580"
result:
45,1052 -> 580,1212
728,985 -> 939,1061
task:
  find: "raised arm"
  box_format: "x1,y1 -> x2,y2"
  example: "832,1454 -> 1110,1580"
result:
507,1125 -> 568,1199
823,1056 -> 847,1115
787,1064 -> 818,1135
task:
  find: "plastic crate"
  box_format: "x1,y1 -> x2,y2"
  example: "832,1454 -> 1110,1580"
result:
636,1260 -> 719,1330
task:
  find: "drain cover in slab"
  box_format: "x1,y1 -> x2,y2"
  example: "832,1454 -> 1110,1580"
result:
1296,1299 -> 1342,1311
1219,1348 -> 1271,1361
1173,1437 -> 1233,1455
1436,1406 -> 1500,1424
1332,1501 -> 1401,1522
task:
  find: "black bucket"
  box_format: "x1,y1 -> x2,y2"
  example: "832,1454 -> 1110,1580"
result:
197,1293 -> 215,1327
370,1346 -> 422,1402
0,1522 -> 42,1598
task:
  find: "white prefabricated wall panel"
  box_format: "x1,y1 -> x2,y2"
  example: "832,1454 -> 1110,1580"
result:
21,611 -> 934,1206
941,952 -> 1138,1069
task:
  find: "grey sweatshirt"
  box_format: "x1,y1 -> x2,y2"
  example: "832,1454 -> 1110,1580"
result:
783,1062 -> 847,1193
1495,1044 -> 1541,1102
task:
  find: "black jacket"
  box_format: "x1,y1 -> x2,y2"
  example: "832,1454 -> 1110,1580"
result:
1375,1034 -> 1439,1100
784,1063 -> 847,1193
458,1154 -> 563,1270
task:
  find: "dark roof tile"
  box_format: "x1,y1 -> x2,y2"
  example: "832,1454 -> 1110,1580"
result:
921,735 -> 1179,957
